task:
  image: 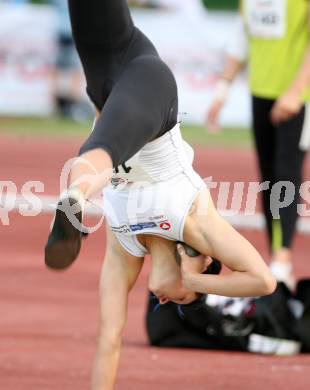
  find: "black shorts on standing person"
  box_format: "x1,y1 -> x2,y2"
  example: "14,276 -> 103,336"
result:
252,97 -> 307,252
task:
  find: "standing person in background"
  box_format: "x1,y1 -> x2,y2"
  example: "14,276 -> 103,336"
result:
0,0 -> 29,3
207,0 -> 310,290
50,0 -> 86,120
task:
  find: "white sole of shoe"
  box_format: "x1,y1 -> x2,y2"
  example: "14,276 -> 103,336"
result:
248,333 -> 301,356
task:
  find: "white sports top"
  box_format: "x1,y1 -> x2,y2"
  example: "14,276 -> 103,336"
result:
103,123 -> 206,257
111,123 -> 195,186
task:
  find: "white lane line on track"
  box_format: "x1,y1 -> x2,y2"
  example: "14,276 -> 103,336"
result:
2,193 -> 103,217
3,192 -> 310,234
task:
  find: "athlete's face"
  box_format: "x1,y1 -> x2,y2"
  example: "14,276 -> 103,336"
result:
155,257 -> 209,305
146,236 -> 208,305
150,271 -> 196,305
150,253 -> 209,305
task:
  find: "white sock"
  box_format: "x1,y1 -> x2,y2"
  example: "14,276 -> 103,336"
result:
269,261 -> 295,290
60,187 -> 86,210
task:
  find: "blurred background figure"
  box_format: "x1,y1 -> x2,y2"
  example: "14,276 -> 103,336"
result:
128,0 -> 178,9
50,0 -> 91,122
0,0 -> 30,3
207,0 -> 310,290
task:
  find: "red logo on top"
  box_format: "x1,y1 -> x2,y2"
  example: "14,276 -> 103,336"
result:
160,221 -> 171,230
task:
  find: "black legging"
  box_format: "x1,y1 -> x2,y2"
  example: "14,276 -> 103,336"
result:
252,96 -> 307,251
68,0 -> 178,168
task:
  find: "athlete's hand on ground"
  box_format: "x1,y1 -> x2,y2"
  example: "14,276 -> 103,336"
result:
177,244 -> 211,277
205,100 -> 225,133
271,88 -> 303,125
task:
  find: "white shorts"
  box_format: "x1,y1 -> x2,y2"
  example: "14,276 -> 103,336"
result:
103,169 -> 206,257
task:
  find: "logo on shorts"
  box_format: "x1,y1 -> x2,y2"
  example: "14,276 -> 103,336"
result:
130,222 -> 157,232
159,221 -> 171,230
110,224 -> 131,234
111,177 -> 127,188
149,214 -> 166,221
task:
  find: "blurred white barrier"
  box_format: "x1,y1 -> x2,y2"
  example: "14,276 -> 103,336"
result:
0,4 -> 56,116
0,3 -> 250,127
132,4 -> 251,127
3,192 -> 310,234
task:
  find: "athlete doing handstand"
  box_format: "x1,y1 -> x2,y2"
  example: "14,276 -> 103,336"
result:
44,2 -> 276,389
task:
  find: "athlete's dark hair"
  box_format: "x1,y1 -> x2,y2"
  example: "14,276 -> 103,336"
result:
204,257 -> 222,275
174,241 -> 222,275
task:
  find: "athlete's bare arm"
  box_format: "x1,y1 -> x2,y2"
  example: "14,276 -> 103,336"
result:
92,227 -> 143,390
182,188 -> 276,297
206,14 -> 247,132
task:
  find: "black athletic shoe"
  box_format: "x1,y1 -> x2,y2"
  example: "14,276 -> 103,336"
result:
45,193 -> 84,270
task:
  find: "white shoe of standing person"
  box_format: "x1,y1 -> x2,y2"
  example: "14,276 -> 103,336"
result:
269,261 -> 296,291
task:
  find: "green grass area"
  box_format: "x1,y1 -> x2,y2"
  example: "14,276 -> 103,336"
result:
181,124 -> 251,148
202,0 -> 238,11
0,117 -> 90,136
0,117 -> 252,148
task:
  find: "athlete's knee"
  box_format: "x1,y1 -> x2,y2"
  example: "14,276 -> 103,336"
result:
79,138 -> 114,158
97,308 -> 127,349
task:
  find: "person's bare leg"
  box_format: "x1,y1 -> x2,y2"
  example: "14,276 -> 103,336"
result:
92,227 -> 143,390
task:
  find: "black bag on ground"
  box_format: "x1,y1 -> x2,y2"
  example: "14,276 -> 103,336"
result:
145,281 -> 310,352
146,293 -> 251,351
251,282 -> 299,340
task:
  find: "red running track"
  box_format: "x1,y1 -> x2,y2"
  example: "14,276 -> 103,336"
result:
0,134 -> 310,389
